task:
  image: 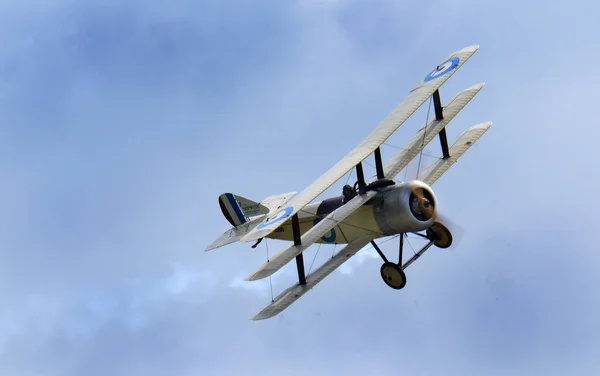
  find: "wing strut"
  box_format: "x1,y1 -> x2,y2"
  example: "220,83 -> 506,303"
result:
356,162 -> 367,194
374,147 -> 385,179
291,214 -> 307,285
433,90 -> 450,159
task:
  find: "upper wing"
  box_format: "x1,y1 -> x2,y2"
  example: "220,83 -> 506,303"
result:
241,45 -> 480,243
379,82 -> 484,180
251,234 -> 376,320
417,122 -> 492,186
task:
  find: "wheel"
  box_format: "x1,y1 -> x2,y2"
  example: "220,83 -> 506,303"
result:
380,262 -> 407,290
426,222 -> 453,248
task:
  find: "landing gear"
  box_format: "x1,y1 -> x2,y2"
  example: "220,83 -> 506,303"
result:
426,222 -> 452,248
372,221 -> 453,289
380,262 -> 406,289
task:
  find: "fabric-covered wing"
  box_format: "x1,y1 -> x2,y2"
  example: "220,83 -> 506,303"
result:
244,191 -> 378,281
241,45 -> 480,243
380,82 -> 484,180
417,122 -> 492,186
251,235 -> 375,320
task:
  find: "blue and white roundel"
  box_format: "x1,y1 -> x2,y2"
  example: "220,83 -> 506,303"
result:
257,206 -> 293,229
424,56 -> 460,82
313,218 -> 336,243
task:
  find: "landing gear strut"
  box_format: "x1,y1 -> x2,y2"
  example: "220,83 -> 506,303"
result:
372,221 -> 452,289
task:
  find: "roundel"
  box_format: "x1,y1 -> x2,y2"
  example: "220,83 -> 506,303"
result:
424,56 -> 460,82
257,206 -> 293,229
313,218 -> 336,243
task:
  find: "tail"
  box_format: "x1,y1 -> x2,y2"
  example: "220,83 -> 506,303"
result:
218,193 -> 269,227
206,191 -> 296,252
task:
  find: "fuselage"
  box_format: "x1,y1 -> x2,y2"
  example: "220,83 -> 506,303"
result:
266,180 -> 437,245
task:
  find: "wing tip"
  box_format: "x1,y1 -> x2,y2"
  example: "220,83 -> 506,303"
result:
457,121 -> 492,138
244,268 -> 272,281
411,44 -> 481,93
251,311 -> 274,321
472,121 -> 492,130
469,81 -> 485,91
465,44 -> 480,51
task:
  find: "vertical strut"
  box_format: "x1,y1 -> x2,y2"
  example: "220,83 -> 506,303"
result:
292,214 -> 306,285
398,234 -> 404,265
374,147 -> 385,179
296,254 -> 307,285
292,214 -> 301,246
356,162 -> 367,194
438,129 -> 450,159
432,90 -> 444,120
432,90 -> 450,159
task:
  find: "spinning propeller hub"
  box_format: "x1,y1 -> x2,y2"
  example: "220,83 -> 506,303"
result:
409,186 -> 436,222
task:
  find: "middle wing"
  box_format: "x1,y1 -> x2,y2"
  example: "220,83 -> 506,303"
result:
241,45 -> 480,243
244,190 -> 379,281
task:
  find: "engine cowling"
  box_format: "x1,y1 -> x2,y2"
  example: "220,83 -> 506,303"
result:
372,180 -> 437,235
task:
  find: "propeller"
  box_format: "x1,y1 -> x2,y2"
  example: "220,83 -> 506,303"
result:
409,187 -> 435,221
432,208 -> 465,250
406,183 -> 465,250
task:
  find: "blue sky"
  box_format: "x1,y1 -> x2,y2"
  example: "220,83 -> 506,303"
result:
1,0 -> 599,375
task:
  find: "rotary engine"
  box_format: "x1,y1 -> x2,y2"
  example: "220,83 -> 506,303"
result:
372,180 -> 437,235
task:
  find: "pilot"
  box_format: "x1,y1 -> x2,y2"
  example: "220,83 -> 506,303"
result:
342,184 -> 357,204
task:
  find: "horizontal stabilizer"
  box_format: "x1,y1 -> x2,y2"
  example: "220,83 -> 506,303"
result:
418,122 -> 492,186
205,219 -> 262,252
251,235 -> 375,320
244,191 -> 379,281
381,82 -> 484,179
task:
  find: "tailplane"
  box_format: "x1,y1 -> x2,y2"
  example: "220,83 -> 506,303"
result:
207,191 -> 296,252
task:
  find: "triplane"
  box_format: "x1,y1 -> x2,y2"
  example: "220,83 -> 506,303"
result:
206,45 -> 491,320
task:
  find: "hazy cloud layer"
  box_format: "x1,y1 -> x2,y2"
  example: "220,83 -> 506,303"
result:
1,0 -> 599,375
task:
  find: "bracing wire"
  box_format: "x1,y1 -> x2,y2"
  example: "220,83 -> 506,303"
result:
265,239 -> 274,302
382,143 -> 441,159
308,243 -> 322,274
415,96 -> 433,179
404,234 -> 417,255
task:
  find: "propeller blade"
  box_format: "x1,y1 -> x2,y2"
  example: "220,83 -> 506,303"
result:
433,210 -> 465,250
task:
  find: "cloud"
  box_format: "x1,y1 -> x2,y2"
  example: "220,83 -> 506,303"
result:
1,0 -> 600,375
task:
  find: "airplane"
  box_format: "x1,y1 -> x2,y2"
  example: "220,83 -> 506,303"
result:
206,45 -> 491,320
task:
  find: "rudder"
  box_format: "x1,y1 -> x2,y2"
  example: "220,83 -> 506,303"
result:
218,193 -> 269,227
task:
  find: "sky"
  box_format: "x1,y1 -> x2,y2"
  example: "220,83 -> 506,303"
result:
1,0 -> 599,375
